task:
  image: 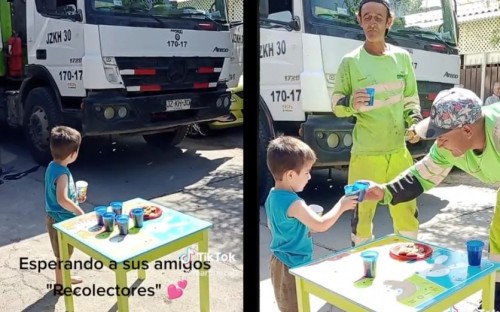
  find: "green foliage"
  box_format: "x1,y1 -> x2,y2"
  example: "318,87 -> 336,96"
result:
394,0 -> 424,15
344,0 -> 362,16
345,0 -> 424,16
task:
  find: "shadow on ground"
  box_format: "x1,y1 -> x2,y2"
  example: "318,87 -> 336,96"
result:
0,127 -> 241,248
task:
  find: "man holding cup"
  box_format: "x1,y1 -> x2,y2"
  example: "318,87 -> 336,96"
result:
331,0 -> 422,246
364,87 -> 500,310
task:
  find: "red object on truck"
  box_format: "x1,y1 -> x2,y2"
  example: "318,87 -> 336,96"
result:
7,34 -> 22,77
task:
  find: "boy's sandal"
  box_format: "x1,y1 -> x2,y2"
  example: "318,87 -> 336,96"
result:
71,276 -> 83,284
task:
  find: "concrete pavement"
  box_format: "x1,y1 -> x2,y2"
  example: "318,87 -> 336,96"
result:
260,170 -> 500,312
0,130 -> 243,312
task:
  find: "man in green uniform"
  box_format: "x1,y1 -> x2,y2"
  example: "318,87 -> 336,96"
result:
365,87 -> 500,310
331,0 -> 422,245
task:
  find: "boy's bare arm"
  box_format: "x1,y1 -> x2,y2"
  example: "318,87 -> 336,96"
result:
56,175 -> 84,215
288,196 -> 357,233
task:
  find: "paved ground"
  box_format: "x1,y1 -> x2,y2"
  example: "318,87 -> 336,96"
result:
260,168 -> 500,312
0,128 -> 243,311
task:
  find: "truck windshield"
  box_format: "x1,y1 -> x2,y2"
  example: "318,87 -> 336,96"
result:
89,0 -> 228,26
310,0 -> 458,46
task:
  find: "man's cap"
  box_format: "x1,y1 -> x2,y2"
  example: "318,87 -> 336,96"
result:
359,0 -> 391,12
414,87 -> 483,140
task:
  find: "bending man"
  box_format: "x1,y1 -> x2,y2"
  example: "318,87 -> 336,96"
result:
365,87 -> 500,310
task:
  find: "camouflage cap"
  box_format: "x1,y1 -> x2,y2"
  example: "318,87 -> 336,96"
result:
414,87 -> 483,140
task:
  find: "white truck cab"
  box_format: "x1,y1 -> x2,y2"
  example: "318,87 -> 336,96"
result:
259,0 -> 460,202
0,0 -> 235,164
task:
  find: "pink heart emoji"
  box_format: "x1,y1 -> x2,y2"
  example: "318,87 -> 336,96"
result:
167,284 -> 183,300
177,280 -> 187,289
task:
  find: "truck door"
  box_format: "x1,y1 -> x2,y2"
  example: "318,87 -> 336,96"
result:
260,0 -> 304,122
28,1 -> 85,97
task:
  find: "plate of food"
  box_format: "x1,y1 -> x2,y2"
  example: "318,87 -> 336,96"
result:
129,205 -> 163,220
389,242 -> 433,261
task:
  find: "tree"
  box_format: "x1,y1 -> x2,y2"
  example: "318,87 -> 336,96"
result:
345,0 -> 424,16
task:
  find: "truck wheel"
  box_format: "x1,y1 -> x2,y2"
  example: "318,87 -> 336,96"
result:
143,125 -> 188,147
259,110 -> 274,206
23,87 -> 63,165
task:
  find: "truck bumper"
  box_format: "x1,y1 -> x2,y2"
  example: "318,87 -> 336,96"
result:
302,115 -> 354,167
303,115 -> 434,168
81,87 -> 231,136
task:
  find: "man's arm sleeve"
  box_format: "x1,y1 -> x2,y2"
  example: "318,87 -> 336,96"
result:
402,53 -> 423,127
332,58 -> 355,117
382,144 -> 454,205
485,96 -> 493,106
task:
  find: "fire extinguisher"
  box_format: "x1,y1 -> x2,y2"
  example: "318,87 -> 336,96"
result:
7,32 -> 22,77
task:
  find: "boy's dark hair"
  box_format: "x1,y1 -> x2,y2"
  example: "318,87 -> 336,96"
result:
266,136 -> 317,181
50,126 -> 81,160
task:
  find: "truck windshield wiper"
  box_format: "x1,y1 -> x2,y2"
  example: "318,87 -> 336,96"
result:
128,7 -> 168,27
95,5 -> 168,27
259,18 -> 295,31
171,11 -> 224,28
394,28 -> 450,45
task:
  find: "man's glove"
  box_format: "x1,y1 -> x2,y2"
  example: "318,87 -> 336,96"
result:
405,125 -> 420,144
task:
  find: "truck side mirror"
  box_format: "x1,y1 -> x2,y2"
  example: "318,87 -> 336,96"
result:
259,0 -> 269,18
74,9 -> 83,22
290,16 -> 301,31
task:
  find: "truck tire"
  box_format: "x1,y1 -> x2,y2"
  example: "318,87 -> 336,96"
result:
143,125 -> 188,148
259,110 -> 273,206
23,87 -> 63,165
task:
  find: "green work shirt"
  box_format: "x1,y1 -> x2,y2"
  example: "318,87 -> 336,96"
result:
383,104 -> 500,204
332,44 -> 421,156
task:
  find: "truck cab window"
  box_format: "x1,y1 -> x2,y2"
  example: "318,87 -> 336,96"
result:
311,0 -> 356,25
268,0 -> 292,22
36,0 -> 78,16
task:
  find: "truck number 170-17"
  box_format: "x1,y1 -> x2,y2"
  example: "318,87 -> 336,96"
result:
59,70 -> 83,81
270,89 -> 301,102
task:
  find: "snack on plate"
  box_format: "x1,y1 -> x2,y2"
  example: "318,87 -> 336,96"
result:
395,243 -> 425,257
143,205 -> 160,218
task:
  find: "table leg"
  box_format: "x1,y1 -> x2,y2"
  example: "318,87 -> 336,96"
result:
115,266 -> 129,312
138,268 -> 146,280
198,230 -> 210,312
482,272 -> 496,311
58,231 -> 74,312
295,277 -> 311,312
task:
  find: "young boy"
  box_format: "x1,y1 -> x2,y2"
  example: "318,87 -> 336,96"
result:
45,126 -> 86,286
265,136 -> 358,312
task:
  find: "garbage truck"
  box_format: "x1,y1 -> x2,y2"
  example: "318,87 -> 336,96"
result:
0,0 -> 234,164
259,0 -> 461,203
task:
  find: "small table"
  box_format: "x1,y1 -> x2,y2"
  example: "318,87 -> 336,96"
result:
290,234 -> 500,312
53,197 -> 212,312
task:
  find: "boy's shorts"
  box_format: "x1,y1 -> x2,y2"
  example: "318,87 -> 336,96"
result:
269,254 -> 298,312
46,215 -> 74,259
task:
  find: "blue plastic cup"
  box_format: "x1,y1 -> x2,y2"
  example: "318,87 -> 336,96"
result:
344,184 -> 360,197
110,201 -> 123,216
131,208 -> 144,228
116,215 -> 129,235
94,206 -> 108,226
466,240 -> 484,266
361,250 -> 379,278
353,181 -> 370,202
366,88 -> 375,106
103,212 -> 116,232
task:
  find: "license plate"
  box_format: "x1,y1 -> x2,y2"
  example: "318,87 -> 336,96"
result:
166,99 -> 191,111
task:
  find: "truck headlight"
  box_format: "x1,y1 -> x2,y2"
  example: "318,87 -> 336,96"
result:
327,133 -> 340,148
104,66 -> 120,84
103,57 -> 121,84
343,133 -> 353,147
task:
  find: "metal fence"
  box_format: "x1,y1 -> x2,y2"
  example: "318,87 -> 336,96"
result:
460,53 -> 500,102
